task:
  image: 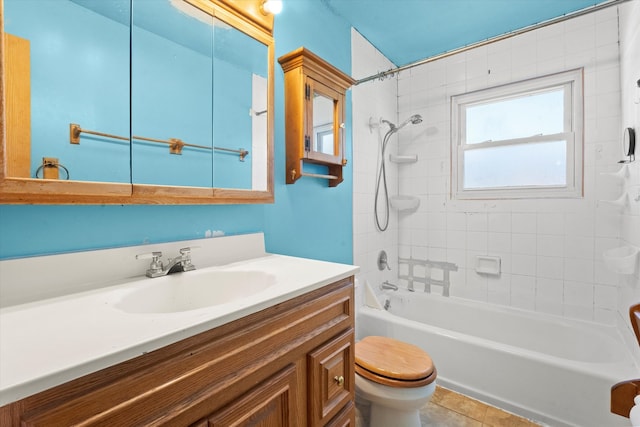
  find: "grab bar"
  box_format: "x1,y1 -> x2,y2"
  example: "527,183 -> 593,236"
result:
398,257 -> 458,296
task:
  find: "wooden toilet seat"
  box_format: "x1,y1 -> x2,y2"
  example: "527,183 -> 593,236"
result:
355,336 -> 437,388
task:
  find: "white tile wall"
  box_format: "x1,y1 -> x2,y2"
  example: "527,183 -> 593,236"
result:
617,0 -> 640,337
393,6 -> 631,324
351,4 -> 638,328
351,29 -> 400,296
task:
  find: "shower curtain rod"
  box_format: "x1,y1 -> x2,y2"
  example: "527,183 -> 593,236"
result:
355,0 -> 630,86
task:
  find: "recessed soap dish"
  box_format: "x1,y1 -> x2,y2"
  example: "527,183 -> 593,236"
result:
475,255 -> 501,276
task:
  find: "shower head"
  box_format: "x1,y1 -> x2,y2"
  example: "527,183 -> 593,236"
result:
398,114 -> 423,129
381,114 -> 423,133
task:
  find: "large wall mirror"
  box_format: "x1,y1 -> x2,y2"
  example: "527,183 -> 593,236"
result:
0,0 -> 274,204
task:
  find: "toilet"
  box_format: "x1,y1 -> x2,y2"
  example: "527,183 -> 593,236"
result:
355,335 -> 437,427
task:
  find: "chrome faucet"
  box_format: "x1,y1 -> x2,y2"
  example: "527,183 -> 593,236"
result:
136,247 -> 196,278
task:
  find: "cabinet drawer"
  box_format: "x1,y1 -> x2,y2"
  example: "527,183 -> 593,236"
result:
326,401 -> 355,427
308,329 -> 354,426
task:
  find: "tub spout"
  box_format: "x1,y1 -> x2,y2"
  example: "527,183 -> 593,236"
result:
380,281 -> 398,291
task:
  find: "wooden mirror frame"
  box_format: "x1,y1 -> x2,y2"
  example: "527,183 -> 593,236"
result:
0,0 -> 274,204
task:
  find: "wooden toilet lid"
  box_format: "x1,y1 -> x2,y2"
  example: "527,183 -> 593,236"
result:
355,336 -> 436,388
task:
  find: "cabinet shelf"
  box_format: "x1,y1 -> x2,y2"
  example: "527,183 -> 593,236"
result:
390,195 -> 420,211
389,154 -> 418,164
603,245 -> 639,275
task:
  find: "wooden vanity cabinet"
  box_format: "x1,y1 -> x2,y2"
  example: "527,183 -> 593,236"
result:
0,277 -> 355,426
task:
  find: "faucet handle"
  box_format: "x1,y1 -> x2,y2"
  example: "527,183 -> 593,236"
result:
377,250 -> 391,271
136,251 -> 163,275
178,247 -> 197,271
179,246 -> 201,255
136,251 -> 162,261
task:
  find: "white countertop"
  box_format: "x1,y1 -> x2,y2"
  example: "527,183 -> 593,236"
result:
0,253 -> 358,406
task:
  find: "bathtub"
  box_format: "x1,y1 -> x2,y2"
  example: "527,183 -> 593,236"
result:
356,288 -> 639,427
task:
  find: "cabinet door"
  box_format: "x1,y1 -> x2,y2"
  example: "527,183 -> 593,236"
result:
325,401 -> 355,427
308,329 -> 354,426
207,364 -> 299,427
305,77 -> 344,166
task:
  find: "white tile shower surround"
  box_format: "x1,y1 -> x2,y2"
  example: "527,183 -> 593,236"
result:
394,6 -> 639,324
353,4 -> 639,334
351,28 -> 400,292
618,0 -> 640,342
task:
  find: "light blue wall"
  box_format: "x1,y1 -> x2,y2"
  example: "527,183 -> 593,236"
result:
0,1 -> 353,265
264,1 -> 354,262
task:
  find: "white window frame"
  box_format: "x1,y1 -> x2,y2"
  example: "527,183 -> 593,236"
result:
451,69 -> 584,200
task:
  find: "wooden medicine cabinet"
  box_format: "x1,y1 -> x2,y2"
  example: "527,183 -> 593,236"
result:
278,47 -> 355,187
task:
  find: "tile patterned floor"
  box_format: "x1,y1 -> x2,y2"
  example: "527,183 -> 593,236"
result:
356,386 -> 542,427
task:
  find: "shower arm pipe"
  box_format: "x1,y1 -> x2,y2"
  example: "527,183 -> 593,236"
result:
355,0 -> 629,86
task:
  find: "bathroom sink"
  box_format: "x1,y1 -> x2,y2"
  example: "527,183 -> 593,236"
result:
115,270 -> 276,314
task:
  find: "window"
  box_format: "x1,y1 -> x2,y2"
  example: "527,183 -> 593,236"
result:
451,69 -> 583,199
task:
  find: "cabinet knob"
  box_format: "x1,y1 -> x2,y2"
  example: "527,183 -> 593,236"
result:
333,375 -> 344,386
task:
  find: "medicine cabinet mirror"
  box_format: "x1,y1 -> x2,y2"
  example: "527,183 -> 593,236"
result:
0,0 -> 274,204
278,47 -> 355,187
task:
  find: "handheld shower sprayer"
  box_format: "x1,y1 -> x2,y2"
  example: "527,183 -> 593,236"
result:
399,114 -> 423,128
374,113 -> 423,232
380,114 -> 422,133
